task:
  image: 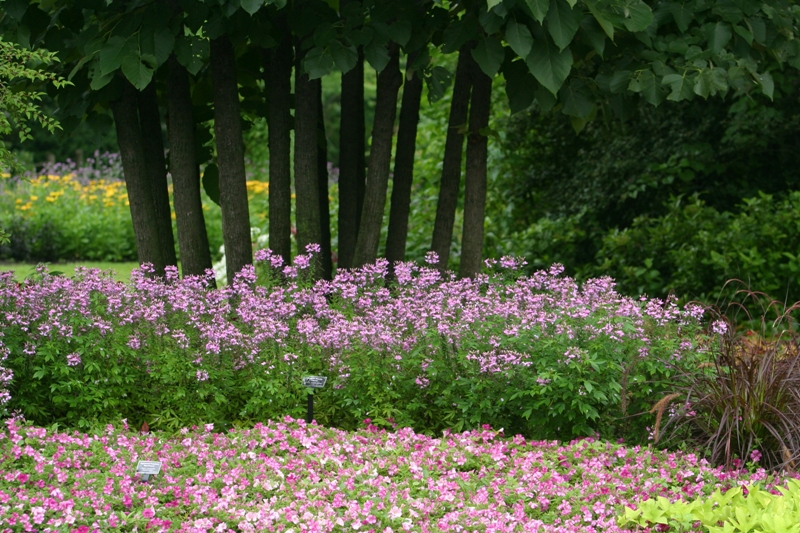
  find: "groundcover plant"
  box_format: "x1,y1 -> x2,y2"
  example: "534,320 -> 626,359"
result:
0,249 -> 714,441
0,416 -> 790,533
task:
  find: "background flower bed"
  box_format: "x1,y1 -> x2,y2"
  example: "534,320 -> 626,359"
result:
0,416 -> 788,533
0,251 -> 710,443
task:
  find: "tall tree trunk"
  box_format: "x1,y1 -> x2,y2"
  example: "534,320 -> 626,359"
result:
294,43 -> 322,276
110,78 -> 166,276
459,69 -> 492,279
265,22 -> 293,266
211,35 -> 252,281
317,87 -> 333,280
385,57 -> 423,267
430,45 -> 475,271
352,46 -> 402,268
337,48 -> 366,269
137,81 -> 178,268
167,55 -> 213,279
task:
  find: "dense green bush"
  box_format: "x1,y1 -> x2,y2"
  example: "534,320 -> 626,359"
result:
584,192 -> 800,303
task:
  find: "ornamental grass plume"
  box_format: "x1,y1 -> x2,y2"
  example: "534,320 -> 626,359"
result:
654,284 -> 800,471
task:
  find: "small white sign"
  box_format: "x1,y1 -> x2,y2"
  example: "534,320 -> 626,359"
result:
302,376 -> 327,388
136,461 -> 162,475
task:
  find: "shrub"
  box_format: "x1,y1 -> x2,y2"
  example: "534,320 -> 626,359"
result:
652,290 -> 800,471
1,251 -> 712,443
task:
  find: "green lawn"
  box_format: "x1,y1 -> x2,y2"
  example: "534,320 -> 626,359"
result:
0,262 -> 141,282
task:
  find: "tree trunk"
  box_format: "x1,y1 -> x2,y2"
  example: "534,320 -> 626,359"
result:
265,23 -> 293,267
352,46 -> 402,268
458,69 -> 492,279
137,81 -> 178,268
337,48 -> 366,269
167,55 -> 213,280
430,45 -> 474,271
110,78 -> 166,276
210,35 -> 252,281
294,42 -> 323,276
385,57 -> 423,267
318,87 -> 333,280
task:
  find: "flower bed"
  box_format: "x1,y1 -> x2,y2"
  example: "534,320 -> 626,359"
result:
0,416 -> 788,533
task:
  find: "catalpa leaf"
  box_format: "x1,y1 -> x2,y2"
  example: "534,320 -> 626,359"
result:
708,22 -> 732,54
153,27 -> 175,67
628,69 -> 662,106
472,36 -> 505,77
526,37 -> 572,95
303,47 -> 334,79
623,0 -> 653,32
426,66 -> 452,104
662,72 -> 695,101
241,0 -> 264,15
506,19 -> 533,59
121,52 -> 156,90
524,0 -> 550,24
754,70 -> 774,99
329,42 -> 358,74
487,0 -> 503,9
389,20 -> 412,46
504,60 -> 536,114
546,0 -> 580,51
585,1 -> 615,40
560,80 -> 594,118
364,41 -> 390,72
441,17 -> 480,54
99,36 -> 131,76
668,2 -> 693,32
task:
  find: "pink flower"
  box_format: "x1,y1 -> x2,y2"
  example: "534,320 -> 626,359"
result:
750,449 -> 762,463
142,507 -> 155,519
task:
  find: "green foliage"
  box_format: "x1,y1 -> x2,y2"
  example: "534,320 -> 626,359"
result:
0,38 -> 70,174
618,481 -> 800,533
587,192 -> 800,303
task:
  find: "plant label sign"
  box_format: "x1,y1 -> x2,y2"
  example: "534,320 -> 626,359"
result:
136,461 -> 162,482
302,376 -> 327,388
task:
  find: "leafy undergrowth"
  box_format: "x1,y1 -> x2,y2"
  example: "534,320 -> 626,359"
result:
1,416 -> 792,533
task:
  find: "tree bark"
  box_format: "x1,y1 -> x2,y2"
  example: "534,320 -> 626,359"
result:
137,81 -> 178,268
265,23 -> 293,267
318,87 -> 333,280
430,45 -> 474,271
337,48 -> 366,269
352,46 -> 402,268
458,68 -> 492,279
167,55 -> 213,279
294,42 -> 323,276
110,78 -> 166,276
210,35 -> 252,281
385,57 -> 423,267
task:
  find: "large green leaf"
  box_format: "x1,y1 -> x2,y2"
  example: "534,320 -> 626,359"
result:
708,22 -> 733,54
667,2 -> 693,32
202,164 -> 220,206
546,0 -> 580,51
153,27 -> 175,67
441,16 -> 480,54
523,0 -> 550,24
121,52 -> 157,90
388,20 -> 412,46
329,42 -> 358,73
662,72 -> 696,101
623,0 -> 653,32
560,79 -> 594,118
472,36 -> 505,77
99,36 -> 131,76
505,19 -> 533,59
425,66 -> 452,104
585,1 -> 615,40
628,69 -> 663,105
754,70 -> 774,99
581,15 -> 606,57
364,41 -> 390,72
609,70 -> 631,93
504,59 -> 536,114
174,35 -> 208,76
526,38 -> 572,95
303,47 -> 334,79
693,67 -> 728,98
241,0 -> 264,15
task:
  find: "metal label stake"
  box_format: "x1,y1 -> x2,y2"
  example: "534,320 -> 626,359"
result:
302,376 -> 327,423
136,460 -> 162,483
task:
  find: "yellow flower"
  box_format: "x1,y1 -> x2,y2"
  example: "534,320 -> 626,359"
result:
29,195 -> 38,201
15,198 -> 22,204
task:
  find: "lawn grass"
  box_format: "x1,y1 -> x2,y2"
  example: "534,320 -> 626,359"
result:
0,261 -> 141,282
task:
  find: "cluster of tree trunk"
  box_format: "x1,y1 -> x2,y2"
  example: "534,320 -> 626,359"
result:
116,32 -> 493,282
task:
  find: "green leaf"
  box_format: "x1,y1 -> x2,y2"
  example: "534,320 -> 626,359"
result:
754,70 -> 774,99
708,22 -> 733,54
471,36 -> 505,77
4,0 -> 28,21
561,80 -> 594,118
747,16 -> 766,45
733,24 -> 753,45
506,19 -> 533,59
203,164 -> 220,206
523,0 -> 551,24
389,20 -> 412,46
241,0 -> 264,15
121,53 -> 156,90
546,0 -> 580,51
526,38 -> 572,95
585,0 -> 615,40
426,66 -> 452,103
628,69 -> 662,105
364,41 -> 390,72
441,16 -> 480,54
581,15 -> 606,57
623,0 -> 653,32
153,27 -> 175,67
668,2 -> 693,33
175,35 -> 208,76
329,42 -> 358,74
304,47 -> 334,79
662,72 -> 695,101
487,0 -> 504,9
99,36 -> 131,76
504,59 -> 536,113
609,70 -> 631,93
